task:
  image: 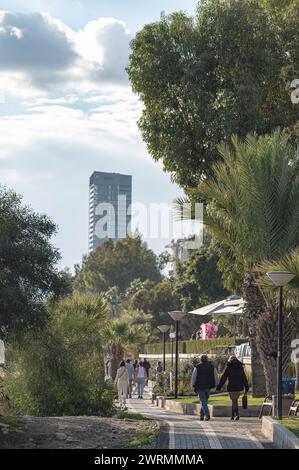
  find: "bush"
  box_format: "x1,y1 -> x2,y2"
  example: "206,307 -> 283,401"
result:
4,293 -> 115,417
153,370 -> 173,396
144,337 -> 248,355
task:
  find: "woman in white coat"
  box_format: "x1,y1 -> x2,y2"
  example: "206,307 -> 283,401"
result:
115,361 -> 129,406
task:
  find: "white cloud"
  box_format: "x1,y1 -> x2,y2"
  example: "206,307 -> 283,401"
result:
0,10 -> 183,269
0,11 -> 131,94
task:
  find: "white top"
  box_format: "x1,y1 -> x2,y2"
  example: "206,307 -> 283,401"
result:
115,366 -> 129,384
136,366 -> 145,379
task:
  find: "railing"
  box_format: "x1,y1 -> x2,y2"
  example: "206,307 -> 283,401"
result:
143,337 -> 248,355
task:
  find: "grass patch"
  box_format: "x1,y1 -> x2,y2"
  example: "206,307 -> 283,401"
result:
116,410 -> 149,421
175,394 -> 264,406
125,427 -> 157,449
275,418 -> 299,438
0,416 -> 23,430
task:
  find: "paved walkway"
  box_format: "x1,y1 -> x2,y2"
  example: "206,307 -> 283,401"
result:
126,390 -> 275,449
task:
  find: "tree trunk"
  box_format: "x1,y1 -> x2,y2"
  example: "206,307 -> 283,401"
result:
250,338 -> 267,397
256,307 -> 295,396
243,274 -> 266,397
110,344 -> 124,381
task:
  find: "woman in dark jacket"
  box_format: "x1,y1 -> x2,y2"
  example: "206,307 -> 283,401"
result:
216,355 -> 249,420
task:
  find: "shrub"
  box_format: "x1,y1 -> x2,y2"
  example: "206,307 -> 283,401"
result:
153,370 -> 172,396
144,337 -> 248,355
4,293 -> 115,416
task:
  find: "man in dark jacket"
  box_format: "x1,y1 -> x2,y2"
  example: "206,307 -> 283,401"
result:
216,355 -> 249,420
143,358 -> 151,385
191,355 -> 219,421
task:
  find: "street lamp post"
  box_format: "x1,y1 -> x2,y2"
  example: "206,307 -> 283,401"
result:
168,311 -> 185,399
157,325 -> 170,371
169,332 -> 176,368
266,271 -> 295,419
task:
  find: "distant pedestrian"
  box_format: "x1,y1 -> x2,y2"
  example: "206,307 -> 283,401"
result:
216,355 -> 249,420
125,359 -> 134,399
191,355 -> 218,421
143,358 -> 151,385
156,361 -> 163,373
132,359 -> 139,394
115,361 -> 129,406
135,361 -> 146,399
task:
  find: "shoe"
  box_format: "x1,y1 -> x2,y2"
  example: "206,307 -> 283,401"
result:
200,416 -> 204,421
204,416 -> 210,421
230,417 -> 234,420
140,396 -> 143,399
138,396 -> 141,399
234,416 -> 240,421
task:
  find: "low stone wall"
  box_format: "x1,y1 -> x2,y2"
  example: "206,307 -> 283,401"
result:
156,397 -> 260,417
163,399 -> 201,416
262,416 -> 299,449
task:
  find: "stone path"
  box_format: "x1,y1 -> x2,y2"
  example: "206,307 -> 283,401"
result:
127,391 -> 275,449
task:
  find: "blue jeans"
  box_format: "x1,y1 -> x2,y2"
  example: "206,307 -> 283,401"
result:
198,389 -> 210,418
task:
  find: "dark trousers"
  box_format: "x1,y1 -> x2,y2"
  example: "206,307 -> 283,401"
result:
229,391 -> 241,417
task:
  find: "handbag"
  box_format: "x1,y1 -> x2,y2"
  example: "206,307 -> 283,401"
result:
242,394 -> 248,409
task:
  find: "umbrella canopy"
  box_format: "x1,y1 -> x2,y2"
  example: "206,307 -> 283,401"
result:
189,295 -> 245,316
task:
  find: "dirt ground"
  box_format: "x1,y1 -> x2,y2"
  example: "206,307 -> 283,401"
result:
0,415 -> 159,449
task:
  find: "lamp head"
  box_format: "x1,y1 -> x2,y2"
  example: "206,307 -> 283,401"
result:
266,271 -> 295,287
168,310 -> 185,321
157,324 -> 170,333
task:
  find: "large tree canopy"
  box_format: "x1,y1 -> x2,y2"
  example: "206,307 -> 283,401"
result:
128,0 -> 299,188
74,236 -> 162,294
174,237 -> 230,311
0,187 -> 66,335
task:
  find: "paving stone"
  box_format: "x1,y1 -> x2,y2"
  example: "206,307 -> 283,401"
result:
127,388 -> 274,450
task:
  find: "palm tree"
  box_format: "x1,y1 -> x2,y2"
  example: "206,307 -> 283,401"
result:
258,249 -> 299,391
176,132 -> 299,395
103,320 -> 143,380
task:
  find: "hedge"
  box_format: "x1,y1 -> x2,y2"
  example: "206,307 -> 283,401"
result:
143,337 -> 248,355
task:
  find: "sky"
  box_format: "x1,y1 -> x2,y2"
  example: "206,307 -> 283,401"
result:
0,0 -> 199,270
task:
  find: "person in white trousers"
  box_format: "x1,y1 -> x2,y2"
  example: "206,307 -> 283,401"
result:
115,361 -> 129,406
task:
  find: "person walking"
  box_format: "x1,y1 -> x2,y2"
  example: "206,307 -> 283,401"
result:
132,359 -> 139,395
216,355 -> 249,420
135,361 -> 146,399
156,361 -> 163,373
125,359 -> 134,399
115,361 -> 129,406
191,355 -> 219,421
143,358 -> 151,385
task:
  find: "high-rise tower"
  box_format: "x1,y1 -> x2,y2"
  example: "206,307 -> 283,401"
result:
88,171 -> 132,252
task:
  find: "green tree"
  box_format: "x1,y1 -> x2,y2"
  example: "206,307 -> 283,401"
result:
103,320 -> 143,380
184,132 -> 299,395
129,280 -> 180,328
257,249 -> 299,391
128,0 -> 298,188
174,238 -> 230,311
74,236 -> 161,294
0,187 -> 67,336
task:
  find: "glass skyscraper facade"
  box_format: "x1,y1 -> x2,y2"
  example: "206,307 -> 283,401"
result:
88,171 -> 132,252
